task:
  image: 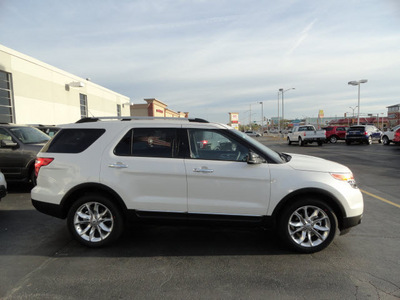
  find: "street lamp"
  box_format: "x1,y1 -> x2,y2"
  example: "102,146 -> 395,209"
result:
277,91 -> 280,133
349,106 -> 358,117
348,79 -> 368,125
279,87 -> 295,131
259,101 -> 264,136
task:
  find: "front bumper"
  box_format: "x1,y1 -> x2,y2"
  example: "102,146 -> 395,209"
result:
340,214 -> 363,235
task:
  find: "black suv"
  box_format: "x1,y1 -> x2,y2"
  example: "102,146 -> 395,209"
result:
345,125 -> 382,145
0,124 -> 50,184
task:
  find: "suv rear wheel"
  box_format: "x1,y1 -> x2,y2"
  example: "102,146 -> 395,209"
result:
382,136 -> 390,145
67,194 -> 123,247
329,135 -> 338,143
278,198 -> 338,253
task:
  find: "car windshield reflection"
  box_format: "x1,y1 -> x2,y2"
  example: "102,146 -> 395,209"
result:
9,127 -> 51,144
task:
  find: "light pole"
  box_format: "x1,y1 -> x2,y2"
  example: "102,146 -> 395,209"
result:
249,104 -> 252,130
277,91 -> 280,133
259,101 -> 264,135
349,106 -> 358,117
348,79 -> 368,125
279,88 -> 295,131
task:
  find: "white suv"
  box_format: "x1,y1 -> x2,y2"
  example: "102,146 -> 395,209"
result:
31,117 -> 363,253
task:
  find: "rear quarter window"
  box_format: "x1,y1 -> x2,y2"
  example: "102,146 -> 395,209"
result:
42,129 -> 105,153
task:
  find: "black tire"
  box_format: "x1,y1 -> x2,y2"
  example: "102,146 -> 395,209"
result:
329,136 -> 338,144
287,137 -> 292,145
30,168 -> 37,187
382,136 -> 390,145
318,141 -> 323,146
299,137 -> 304,146
366,136 -> 372,145
67,194 -> 124,247
346,140 -> 351,145
278,198 -> 338,253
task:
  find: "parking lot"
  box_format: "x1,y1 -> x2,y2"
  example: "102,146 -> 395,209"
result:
1,138 -> 399,299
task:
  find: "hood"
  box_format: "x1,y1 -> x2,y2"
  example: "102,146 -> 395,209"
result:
286,153 -> 350,173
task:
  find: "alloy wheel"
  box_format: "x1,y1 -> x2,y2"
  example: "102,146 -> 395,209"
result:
73,201 -> 114,243
287,205 -> 331,248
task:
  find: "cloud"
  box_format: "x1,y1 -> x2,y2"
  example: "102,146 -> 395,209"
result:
1,0 -> 400,123
287,19 -> 318,55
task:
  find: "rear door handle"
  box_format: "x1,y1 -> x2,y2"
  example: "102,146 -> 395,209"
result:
193,167 -> 214,173
108,162 -> 128,169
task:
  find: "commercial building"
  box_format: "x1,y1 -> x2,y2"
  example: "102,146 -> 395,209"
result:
130,98 -> 188,118
0,44 -> 130,125
387,104 -> 400,128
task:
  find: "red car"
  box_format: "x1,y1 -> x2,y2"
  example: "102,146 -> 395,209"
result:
324,126 -> 348,143
393,128 -> 400,144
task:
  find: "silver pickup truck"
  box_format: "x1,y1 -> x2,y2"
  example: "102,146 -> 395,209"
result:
287,125 -> 326,146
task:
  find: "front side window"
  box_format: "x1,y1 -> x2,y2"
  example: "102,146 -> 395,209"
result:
0,128 -> 13,145
188,129 -> 248,162
114,128 -> 179,158
80,94 -> 88,119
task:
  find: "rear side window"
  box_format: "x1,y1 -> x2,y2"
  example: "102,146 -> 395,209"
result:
114,128 -> 179,158
42,129 -> 105,153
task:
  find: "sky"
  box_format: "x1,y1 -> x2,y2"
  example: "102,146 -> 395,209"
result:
1,0 -> 400,124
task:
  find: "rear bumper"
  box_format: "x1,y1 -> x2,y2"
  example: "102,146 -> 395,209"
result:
346,137 -> 367,141
31,199 -> 66,219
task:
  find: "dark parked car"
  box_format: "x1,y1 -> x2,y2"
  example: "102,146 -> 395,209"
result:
0,170 -> 6,201
33,125 -> 60,137
0,124 -> 50,185
324,126 -> 348,143
345,125 -> 382,145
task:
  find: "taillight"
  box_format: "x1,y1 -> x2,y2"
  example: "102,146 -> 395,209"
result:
303,132 -> 306,136
365,132 -> 368,135
35,158 -> 54,177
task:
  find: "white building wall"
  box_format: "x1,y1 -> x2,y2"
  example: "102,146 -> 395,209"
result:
0,44 -> 130,125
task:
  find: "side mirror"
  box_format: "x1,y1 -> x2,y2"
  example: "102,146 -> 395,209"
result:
1,139 -> 18,148
247,151 -> 264,164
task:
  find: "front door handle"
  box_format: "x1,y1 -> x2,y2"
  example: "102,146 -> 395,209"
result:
108,162 -> 128,169
193,167 -> 214,173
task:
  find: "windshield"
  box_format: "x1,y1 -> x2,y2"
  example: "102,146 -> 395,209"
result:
231,129 -> 285,163
9,127 -> 51,144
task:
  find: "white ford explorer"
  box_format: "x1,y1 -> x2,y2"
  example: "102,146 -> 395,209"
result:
31,117 -> 363,253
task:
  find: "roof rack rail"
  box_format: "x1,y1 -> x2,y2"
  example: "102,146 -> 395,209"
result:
75,116 -> 210,123
76,117 -> 99,123
188,118 -> 209,123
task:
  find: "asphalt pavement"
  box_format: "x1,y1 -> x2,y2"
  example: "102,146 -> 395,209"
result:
0,138 -> 399,299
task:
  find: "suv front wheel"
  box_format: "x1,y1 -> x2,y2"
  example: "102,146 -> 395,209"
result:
278,198 -> 338,253
67,194 -> 124,247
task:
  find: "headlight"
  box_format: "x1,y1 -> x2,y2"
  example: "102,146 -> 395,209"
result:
331,173 -> 358,189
